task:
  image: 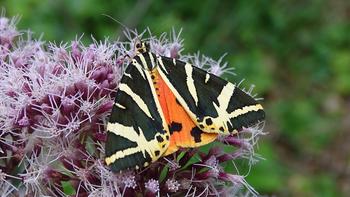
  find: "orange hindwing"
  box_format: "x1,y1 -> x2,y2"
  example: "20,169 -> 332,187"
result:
151,70 -> 218,156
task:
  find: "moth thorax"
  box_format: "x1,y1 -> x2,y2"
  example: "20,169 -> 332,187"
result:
135,42 -> 150,54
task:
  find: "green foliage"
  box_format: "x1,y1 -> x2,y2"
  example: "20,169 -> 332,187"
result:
159,165 -> 169,183
332,51 -> 350,95
3,0 -> 350,195
246,143 -> 287,193
61,181 -> 76,195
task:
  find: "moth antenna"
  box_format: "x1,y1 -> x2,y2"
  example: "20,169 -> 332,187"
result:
102,14 -> 130,31
102,14 -> 142,42
102,14 -> 146,63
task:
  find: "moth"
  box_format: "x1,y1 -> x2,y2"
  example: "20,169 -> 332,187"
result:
105,42 -> 265,172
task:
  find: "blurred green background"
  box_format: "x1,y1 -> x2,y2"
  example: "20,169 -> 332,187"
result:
2,0 -> 350,196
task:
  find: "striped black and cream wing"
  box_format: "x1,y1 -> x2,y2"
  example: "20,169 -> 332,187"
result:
105,60 -> 169,172
156,55 -> 265,135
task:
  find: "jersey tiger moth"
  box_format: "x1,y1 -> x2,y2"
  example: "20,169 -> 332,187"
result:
105,42 -> 265,172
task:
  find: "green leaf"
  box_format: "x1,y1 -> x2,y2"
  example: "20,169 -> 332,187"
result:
176,151 -> 187,162
62,181 -> 75,195
159,165 -> 169,183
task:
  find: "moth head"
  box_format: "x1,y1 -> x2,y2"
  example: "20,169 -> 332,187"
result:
135,40 -> 149,54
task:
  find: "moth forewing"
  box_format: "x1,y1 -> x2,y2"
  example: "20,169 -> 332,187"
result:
155,55 -> 265,135
105,59 -> 170,172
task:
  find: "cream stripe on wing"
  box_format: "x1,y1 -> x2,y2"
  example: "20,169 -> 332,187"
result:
115,102 -> 126,109
185,63 -> 199,106
149,52 -> 156,69
132,60 -> 145,79
138,54 -> 148,70
230,104 -> 263,118
216,83 -> 235,111
124,73 -> 132,79
105,123 -> 159,164
119,83 -> 152,119
157,56 -> 169,74
205,73 -> 210,83
105,146 -> 144,165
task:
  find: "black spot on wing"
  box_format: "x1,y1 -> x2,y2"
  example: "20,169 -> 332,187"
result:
190,127 -> 203,143
169,121 -> 182,134
205,118 -> 213,126
159,129 -> 167,134
155,150 -> 160,156
156,135 -> 164,143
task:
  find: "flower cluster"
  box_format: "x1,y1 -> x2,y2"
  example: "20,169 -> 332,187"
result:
0,15 -> 265,196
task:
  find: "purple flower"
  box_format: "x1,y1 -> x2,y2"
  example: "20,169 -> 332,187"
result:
0,14 -> 266,197
145,179 -> 159,194
166,178 -> 181,193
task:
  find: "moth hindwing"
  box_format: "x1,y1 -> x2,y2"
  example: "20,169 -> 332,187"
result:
105,42 -> 265,172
